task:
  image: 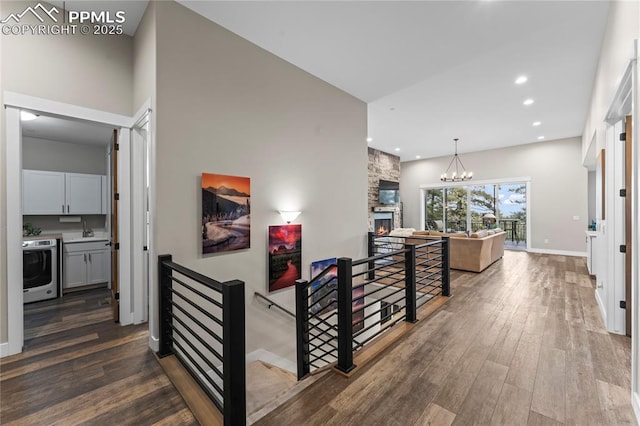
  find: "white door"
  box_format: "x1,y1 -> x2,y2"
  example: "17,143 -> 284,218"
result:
64,251 -> 87,289
87,249 -> 110,285
23,170 -> 65,215
65,173 -> 102,214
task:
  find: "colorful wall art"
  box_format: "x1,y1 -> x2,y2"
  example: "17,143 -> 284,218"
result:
202,173 -> 251,254
268,225 -> 302,292
352,285 -> 365,333
310,258 -> 338,315
309,257 -> 365,334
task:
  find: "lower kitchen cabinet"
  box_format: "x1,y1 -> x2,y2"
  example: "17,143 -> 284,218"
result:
63,241 -> 110,290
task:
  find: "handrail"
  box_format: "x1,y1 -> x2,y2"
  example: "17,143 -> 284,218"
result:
158,254 -> 246,426
162,259 -> 224,292
254,291 -> 295,318
294,232 -> 451,379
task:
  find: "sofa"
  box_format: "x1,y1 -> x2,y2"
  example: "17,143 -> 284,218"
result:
409,229 -> 506,273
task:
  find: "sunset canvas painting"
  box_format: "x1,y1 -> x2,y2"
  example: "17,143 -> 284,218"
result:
268,225 -> 302,292
202,173 -> 251,254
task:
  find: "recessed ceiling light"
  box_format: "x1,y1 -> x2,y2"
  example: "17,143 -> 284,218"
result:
523,99 -> 534,106
366,137 -> 373,142
532,121 -> 541,126
416,155 -> 421,159
515,75 -> 528,85
395,148 -> 400,152
20,111 -> 38,121
537,136 -> 545,140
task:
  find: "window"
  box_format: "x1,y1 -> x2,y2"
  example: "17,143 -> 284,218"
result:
423,181 -> 527,246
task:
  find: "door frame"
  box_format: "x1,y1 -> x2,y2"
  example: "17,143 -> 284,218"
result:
604,42 -> 640,419
2,91 -> 152,356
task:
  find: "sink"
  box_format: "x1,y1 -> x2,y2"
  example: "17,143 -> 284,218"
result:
63,236 -> 110,244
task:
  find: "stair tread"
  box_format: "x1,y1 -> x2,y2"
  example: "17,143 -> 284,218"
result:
247,360 -> 297,416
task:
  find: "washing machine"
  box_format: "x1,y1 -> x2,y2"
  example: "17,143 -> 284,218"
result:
23,239 -> 58,303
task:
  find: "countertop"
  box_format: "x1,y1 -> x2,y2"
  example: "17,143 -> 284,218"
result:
62,232 -> 110,244
23,233 -> 63,241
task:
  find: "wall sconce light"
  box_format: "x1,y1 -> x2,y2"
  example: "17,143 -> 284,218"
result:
279,211 -> 301,224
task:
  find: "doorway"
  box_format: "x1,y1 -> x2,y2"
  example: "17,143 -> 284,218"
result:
3,93 -> 153,357
20,113 -> 118,346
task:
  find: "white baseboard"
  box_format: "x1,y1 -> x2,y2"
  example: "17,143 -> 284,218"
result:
527,248 -> 587,257
148,335 -> 159,352
632,391 -> 640,425
0,342 -> 8,358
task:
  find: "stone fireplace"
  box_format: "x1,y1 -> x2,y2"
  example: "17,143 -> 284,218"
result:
368,148 -> 402,233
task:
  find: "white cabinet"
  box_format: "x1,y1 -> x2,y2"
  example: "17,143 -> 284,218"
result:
23,170 -> 106,215
101,175 -> 108,215
64,251 -> 88,288
87,249 -> 110,284
23,170 -> 66,214
64,241 -> 110,290
65,173 -> 102,214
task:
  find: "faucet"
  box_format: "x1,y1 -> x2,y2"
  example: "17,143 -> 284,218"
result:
82,220 -> 93,237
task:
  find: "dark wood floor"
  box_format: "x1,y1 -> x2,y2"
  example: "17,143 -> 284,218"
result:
1,252 -> 635,425
0,288 -> 197,425
255,251 -> 635,425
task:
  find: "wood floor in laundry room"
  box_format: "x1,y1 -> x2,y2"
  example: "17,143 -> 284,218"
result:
255,251 -> 635,426
0,288 -> 197,425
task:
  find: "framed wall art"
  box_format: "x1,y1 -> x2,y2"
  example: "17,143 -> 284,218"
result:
202,173 -> 251,254
268,224 -> 302,292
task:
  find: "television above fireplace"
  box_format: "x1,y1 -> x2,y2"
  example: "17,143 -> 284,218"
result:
379,180 -> 399,205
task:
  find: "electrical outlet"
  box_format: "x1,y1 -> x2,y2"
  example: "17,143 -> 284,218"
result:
544,239 -> 549,244
573,215 -> 580,221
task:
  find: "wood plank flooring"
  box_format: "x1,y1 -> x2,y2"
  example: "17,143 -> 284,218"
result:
0,288 -> 197,425
255,251 -> 635,425
1,252 -> 635,425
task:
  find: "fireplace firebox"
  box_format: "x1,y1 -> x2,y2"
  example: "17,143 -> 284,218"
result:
373,212 -> 394,236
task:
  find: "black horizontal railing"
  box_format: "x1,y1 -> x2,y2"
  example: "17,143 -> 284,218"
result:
158,254 -> 246,426
295,232 -> 450,379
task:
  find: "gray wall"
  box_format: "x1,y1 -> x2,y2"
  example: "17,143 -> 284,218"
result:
22,137 -> 107,174
133,1 -> 156,113
401,137 -> 588,253
0,0 -> 134,343
154,2 -> 368,363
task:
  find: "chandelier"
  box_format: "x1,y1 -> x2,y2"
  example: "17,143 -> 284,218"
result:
440,138 -> 472,182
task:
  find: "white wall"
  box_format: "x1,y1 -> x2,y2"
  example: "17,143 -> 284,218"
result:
579,2 -> 639,420
401,137 -> 587,253
154,1 -> 368,363
582,1 -> 639,162
22,137 -> 107,174
0,0 -> 134,343
133,1 -> 156,113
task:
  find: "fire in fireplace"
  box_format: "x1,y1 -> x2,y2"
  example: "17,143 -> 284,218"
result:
373,212 -> 394,236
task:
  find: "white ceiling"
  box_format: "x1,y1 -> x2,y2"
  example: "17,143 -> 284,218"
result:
29,1 -> 610,161
22,113 -> 115,146
177,0 -> 609,161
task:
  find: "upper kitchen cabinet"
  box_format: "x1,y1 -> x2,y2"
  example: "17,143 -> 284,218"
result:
23,169 -> 105,215
65,173 -> 102,214
22,170 -> 66,214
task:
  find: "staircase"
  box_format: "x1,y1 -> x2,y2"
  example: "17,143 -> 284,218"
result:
247,361 -> 297,415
